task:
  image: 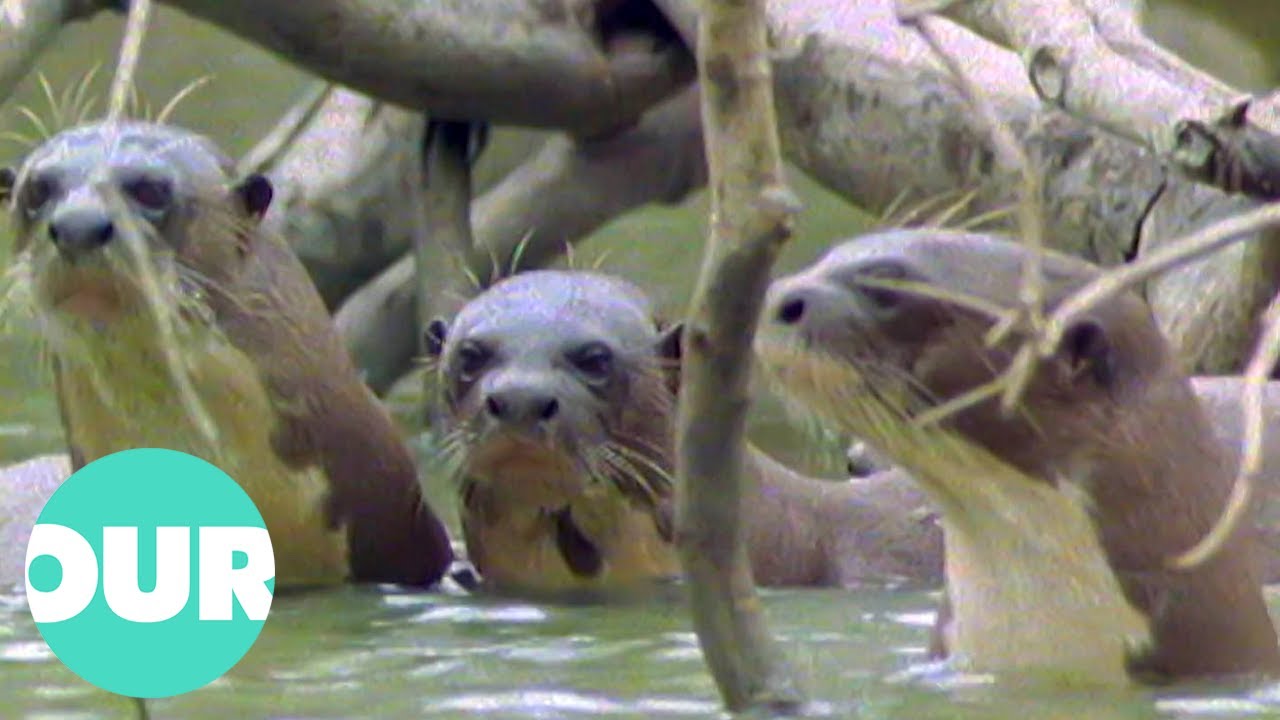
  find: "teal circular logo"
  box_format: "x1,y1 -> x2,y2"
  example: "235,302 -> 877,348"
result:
24,448 -> 276,698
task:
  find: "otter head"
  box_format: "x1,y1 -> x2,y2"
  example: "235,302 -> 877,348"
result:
425,270 -> 682,513
0,121 -> 272,328
756,229 -> 1185,494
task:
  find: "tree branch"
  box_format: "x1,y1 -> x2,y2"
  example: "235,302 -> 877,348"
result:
149,0 -> 693,136
673,0 -> 803,712
766,0 -> 1279,373
259,87 -> 430,309
925,0 -> 1280,200
0,0 -> 100,105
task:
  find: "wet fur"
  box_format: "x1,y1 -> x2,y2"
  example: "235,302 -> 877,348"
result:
430,271 -> 680,595
758,230 -> 1280,685
432,270 -> 945,596
3,122 -> 452,588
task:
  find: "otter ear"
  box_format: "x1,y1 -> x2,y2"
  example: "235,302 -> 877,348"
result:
655,322 -> 684,394
234,174 -> 273,220
423,317 -> 450,359
0,167 -> 14,204
1057,318 -> 1115,388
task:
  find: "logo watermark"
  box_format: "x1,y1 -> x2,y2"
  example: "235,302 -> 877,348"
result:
24,448 -> 275,698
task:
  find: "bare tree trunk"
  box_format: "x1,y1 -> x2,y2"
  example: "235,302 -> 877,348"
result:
673,0 -> 802,712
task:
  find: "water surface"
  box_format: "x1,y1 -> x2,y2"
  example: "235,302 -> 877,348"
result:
4,583 -> 1280,719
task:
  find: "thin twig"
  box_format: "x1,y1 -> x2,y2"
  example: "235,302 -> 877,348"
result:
106,0 -> 154,123
900,9 -> 1048,417
1170,292 -> 1280,569
1039,202 -> 1280,355
236,82 -> 335,177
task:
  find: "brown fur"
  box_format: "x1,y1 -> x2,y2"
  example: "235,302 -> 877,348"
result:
758,229 -> 1280,684
2,121 -> 452,588
429,270 -> 944,597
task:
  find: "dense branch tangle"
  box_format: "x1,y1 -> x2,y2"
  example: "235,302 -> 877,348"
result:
6,0 -> 1279,382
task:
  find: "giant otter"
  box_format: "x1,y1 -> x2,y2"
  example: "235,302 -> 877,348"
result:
757,229 -> 1280,685
424,269 -> 944,597
0,121 -> 453,589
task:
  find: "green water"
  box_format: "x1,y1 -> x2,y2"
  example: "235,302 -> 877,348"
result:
6,584 -> 1280,719
4,2 -> 1280,718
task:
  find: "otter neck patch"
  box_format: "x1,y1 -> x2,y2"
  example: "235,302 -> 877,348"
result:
552,506 -> 603,577
24,448 -> 275,698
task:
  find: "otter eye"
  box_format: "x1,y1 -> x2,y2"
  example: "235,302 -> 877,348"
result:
455,341 -> 491,382
122,177 -> 172,212
20,175 -> 55,217
568,343 -> 613,381
854,262 -> 910,310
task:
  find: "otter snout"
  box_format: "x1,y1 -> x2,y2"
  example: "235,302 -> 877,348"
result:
765,277 -> 851,335
48,199 -> 114,261
482,372 -> 562,432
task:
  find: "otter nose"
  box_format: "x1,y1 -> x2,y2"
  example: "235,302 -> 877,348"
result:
48,209 -> 115,259
484,385 -> 560,426
771,285 -> 815,327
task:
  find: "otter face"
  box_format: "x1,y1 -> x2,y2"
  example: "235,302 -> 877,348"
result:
1,121 -> 272,326
426,270 -> 679,510
757,230 -> 1167,480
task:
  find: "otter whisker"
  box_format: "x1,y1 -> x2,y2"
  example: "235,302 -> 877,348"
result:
562,239 -> 578,271
15,106 -> 51,141
484,244 -> 503,287
600,441 -> 675,502
956,203 -> 1017,232
0,259 -> 38,337
155,75 -> 214,125
69,63 -> 104,125
507,228 -> 536,276
854,276 -> 1008,323
35,74 -> 62,130
458,263 -> 484,293
173,262 -> 253,319
0,130 -> 36,149
877,186 -> 916,230
920,187 -> 980,229
435,426 -> 477,487
589,446 -> 660,511
588,249 -> 615,272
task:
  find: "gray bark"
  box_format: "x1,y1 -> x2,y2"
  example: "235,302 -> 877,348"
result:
6,0 -> 1274,378
158,0 -> 693,136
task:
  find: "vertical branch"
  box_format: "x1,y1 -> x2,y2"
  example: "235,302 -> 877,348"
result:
414,119 -> 485,416
415,119 -> 484,325
106,0 -> 152,122
673,0 -> 803,712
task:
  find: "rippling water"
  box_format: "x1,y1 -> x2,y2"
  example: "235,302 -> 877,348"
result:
4,583 -> 1280,719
